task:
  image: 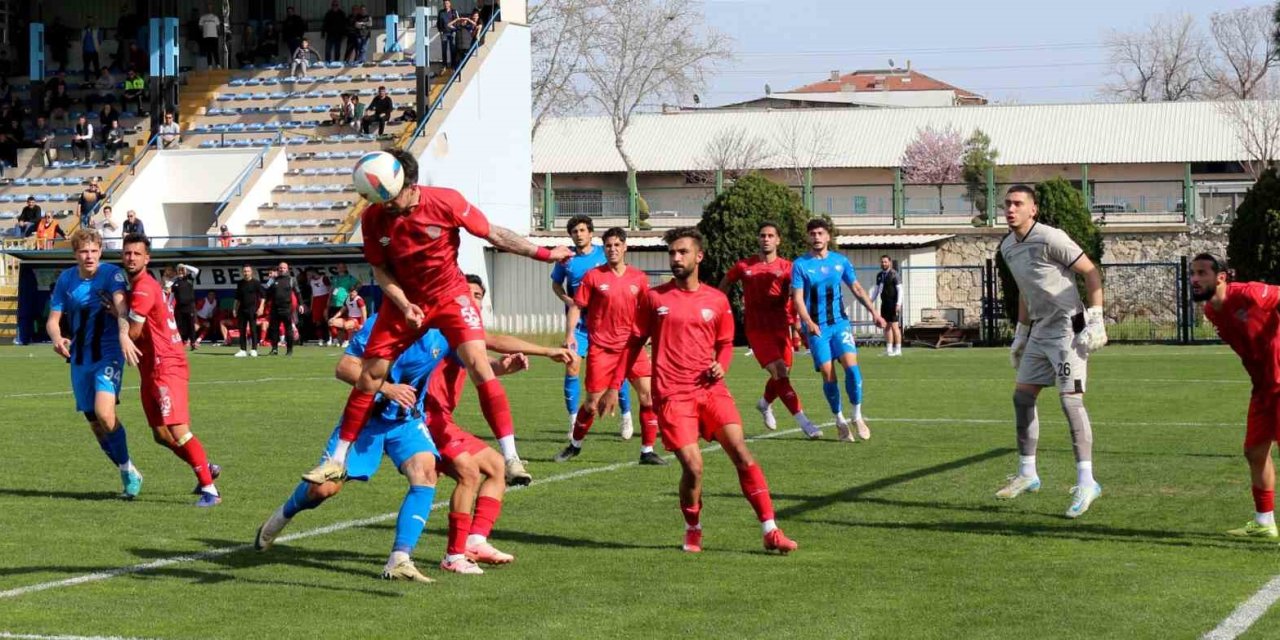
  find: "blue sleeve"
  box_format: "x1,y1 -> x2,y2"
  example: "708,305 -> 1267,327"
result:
50,272 -> 68,312
344,312 -> 376,358
104,265 -> 128,294
841,255 -> 857,288
550,260 -> 566,285
790,260 -> 806,291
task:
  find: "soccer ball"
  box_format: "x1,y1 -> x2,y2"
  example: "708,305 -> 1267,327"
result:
353,152 -> 406,204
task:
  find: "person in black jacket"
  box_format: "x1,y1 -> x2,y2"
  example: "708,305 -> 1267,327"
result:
322,1 -> 347,63
360,86 -> 393,135
233,265 -> 264,357
265,261 -> 301,355
344,4 -> 373,64
437,0 -> 461,68
282,6 -> 308,58
171,264 -> 201,350
17,197 -> 40,237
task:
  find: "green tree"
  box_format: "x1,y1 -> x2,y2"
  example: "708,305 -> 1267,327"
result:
996,178 -> 1104,321
962,128 -> 1004,224
1227,167 -> 1280,284
697,173 -> 810,329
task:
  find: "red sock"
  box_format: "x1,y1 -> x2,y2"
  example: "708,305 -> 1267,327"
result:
763,378 -> 778,404
640,406 -> 658,448
1253,486 -> 1275,513
337,388 -> 377,442
737,463 -> 775,522
173,434 -> 214,487
329,325 -> 339,339
571,406 -> 594,441
681,502 -> 701,528
447,512 -> 471,556
476,378 -> 514,440
775,378 -> 803,415
470,496 -> 502,538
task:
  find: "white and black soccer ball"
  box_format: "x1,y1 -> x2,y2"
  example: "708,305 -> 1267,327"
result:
352,151 -> 406,204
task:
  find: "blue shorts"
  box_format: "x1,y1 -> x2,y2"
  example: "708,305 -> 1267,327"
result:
71,359 -> 123,413
807,322 -> 857,369
573,327 -> 590,358
322,415 -> 440,482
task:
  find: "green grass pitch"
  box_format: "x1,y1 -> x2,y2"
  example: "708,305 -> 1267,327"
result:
0,343 -> 1275,639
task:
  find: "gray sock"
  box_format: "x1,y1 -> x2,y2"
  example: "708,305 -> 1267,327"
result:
1013,389 -> 1039,457
1060,394 -> 1093,462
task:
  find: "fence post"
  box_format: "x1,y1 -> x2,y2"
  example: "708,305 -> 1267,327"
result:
627,170 -> 638,230
714,169 -> 724,196
1178,255 -> 1190,344
983,258 -> 996,346
985,165 -> 996,227
893,167 -> 904,228
1183,163 -> 1195,223
803,167 -> 814,211
542,173 -> 554,231
1080,163 -> 1090,207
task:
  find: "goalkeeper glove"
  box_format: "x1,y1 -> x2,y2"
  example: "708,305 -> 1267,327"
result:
1073,306 -> 1108,354
1009,322 -> 1031,369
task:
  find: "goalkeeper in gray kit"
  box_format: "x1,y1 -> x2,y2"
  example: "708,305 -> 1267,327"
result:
995,185 -> 1108,518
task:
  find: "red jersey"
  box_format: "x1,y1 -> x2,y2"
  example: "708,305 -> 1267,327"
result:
128,272 -> 188,373
426,357 -> 467,420
361,186 -> 491,306
1204,282 -> 1280,392
624,282 -> 734,398
724,255 -> 794,331
573,265 -> 649,351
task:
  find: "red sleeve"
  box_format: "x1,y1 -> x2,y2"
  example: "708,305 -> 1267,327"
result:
1249,283 -> 1280,313
722,261 -> 743,287
361,207 -> 386,267
715,296 -> 735,373
128,282 -> 155,322
573,270 -> 594,309
612,290 -> 654,389
448,189 -> 491,238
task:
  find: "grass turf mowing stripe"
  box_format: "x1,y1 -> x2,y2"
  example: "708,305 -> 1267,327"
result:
0,633 -> 159,640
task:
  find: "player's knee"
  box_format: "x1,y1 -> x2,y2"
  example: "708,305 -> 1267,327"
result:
401,455 -> 437,485
150,427 -> 173,447
566,360 -> 580,376
455,463 -> 483,488
1058,393 -> 1085,413
1013,389 -> 1037,409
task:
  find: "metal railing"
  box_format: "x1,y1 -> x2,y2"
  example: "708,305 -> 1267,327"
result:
211,143 -> 277,224
407,8 -> 502,148
102,132 -> 161,204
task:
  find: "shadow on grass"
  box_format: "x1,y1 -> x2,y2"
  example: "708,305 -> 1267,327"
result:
0,487 -> 130,502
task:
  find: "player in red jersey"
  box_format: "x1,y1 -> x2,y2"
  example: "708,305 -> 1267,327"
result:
553,227 -> 664,465
428,274 -> 577,573
327,288 -> 367,347
305,149 -> 573,488
1192,253 -> 1280,539
119,233 -> 222,506
601,227 -> 797,554
719,221 -> 818,434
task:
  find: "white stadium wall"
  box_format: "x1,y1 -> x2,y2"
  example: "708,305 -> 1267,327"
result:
220,149 -> 289,238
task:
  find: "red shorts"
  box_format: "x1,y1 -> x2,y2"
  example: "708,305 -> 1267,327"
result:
654,385 -> 742,452
746,328 -> 793,368
140,366 -> 191,428
311,294 -> 330,323
584,345 -> 652,393
363,293 -> 485,359
429,417 -> 491,475
1246,391 -> 1280,448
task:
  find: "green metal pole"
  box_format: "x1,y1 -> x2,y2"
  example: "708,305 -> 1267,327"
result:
985,165 -> 996,227
627,170 -> 638,230
803,167 -> 814,211
1081,164 -> 1091,208
715,169 -> 724,196
893,167 -> 904,228
1184,163 -> 1195,223
542,172 -> 554,231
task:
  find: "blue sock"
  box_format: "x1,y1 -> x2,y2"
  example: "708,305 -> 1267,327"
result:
619,380 -> 633,414
393,484 -> 436,554
822,380 -> 842,415
282,481 -> 325,518
564,374 -> 581,415
844,365 -> 863,405
102,424 -> 131,466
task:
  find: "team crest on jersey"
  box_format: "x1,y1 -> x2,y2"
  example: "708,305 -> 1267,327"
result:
656,306 -> 670,316
379,236 -> 391,246
113,271 -> 126,283
701,308 -> 715,322
745,269 -> 754,276
835,265 -> 843,273
629,285 -> 639,295
820,266 -> 830,274
432,348 -> 442,359
455,294 -> 472,307
426,225 -> 442,239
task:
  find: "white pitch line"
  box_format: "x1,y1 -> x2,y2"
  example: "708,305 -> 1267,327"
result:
0,377 -> 334,399
1203,575 -> 1280,640
0,633 -> 158,640
877,417 -> 1241,429
0,426 -> 808,600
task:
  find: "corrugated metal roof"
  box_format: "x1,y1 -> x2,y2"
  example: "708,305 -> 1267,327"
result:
534,101 -> 1263,173
524,234 -> 951,248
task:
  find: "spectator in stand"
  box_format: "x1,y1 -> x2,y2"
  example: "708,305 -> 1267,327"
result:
458,10 -> 482,58
158,111 -> 181,149
171,263 -> 200,350
219,225 -> 233,247
438,0 -> 462,69
48,17 -> 71,73
291,38 -> 318,78
35,210 -> 65,248
233,265 -> 264,357
123,70 -> 146,115
102,119 -> 127,163
47,84 -> 73,125
345,5 -> 373,64
392,105 -> 418,123
234,24 -> 257,68
122,209 -> 145,236
116,7 -> 137,70
199,5 -> 221,69
194,291 -> 222,345
17,197 -> 41,237
99,103 -> 122,132
256,21 -> 282,63
27,116 -> 56,166
282,6 -> 307,58
0,115 -> 19,170
361,86 -> 393,135
87,68 -> 117,111
81,18 -> 103,81
265,262 -> 301,355
96,205 -> 122,249
322,1 -> 348,63
71,115 -> 95,161
78,177 -> 103,228
127,44 -> 148,77
305,267 -> 332,343
329,93 -> 356,129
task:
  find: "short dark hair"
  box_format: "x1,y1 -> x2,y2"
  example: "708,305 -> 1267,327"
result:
122,233 -> 150,253
663,226 -> 703,250
880,254 -> 891,261
758,221 -> 780,234
602,227 -> 627,243
1192,252 -> 1230,275
386,148 -> 418,184
1006,184 -> 1037,204
465,273 -> 486,295
566,215 -> 594,233
806,217 -> 833,234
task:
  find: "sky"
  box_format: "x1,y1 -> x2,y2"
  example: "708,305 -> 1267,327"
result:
701,0 -> 1267,106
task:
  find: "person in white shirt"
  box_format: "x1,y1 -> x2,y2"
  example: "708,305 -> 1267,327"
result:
95,205 -> 122,250
199,7 -> 221,68
195,291 -> 222,345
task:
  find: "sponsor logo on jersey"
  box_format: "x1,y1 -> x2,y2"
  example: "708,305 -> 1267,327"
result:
599,283 -> 610,291
379,236 -> 391,246
656,306 -> 669,316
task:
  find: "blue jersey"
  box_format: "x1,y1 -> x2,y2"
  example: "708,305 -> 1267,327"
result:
551,244 -> 605,332
50,264 -> 128,366
346,313 -> 454,423
791,252 -> 857,327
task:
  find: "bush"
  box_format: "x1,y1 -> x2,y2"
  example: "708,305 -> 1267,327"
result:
1227,167 -> 1280,284
997,178 -> 1103,321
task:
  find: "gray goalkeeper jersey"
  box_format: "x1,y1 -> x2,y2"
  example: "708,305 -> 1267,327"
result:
999,221 -> 1085,336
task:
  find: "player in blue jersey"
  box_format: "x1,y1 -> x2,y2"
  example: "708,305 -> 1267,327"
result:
550,215 -> 633,438
46,228 -> 145,498
791,218 -> 885,443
